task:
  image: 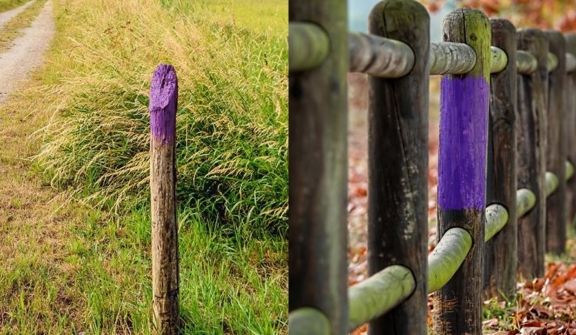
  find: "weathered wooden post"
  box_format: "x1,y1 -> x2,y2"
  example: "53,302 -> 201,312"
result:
545,30 -> 567,255
367,1 -> 429,334
565,33 -> 576,228
434,9 -> 490,335
516,29 -> 548,279
150,64 -> 179,334
289,0 -> 349,333
484,18 -> 517,299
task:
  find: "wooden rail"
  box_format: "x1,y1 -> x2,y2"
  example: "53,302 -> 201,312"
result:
289,0 -> 576,334
290,24 -> 576,76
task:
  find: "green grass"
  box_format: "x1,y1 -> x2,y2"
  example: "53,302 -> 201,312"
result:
0,207 -> 287,334
159,0 -> 287,34
0,0 -> 288,333
0,0 -> 29,12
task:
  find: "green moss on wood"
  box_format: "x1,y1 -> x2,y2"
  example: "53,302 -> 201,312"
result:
289,308 -> 330,335
517,188 -> 537,218
428,228 -> 472,293
484,204 -> 509,242
289,22 -> 329,72
347,265 -> 415,331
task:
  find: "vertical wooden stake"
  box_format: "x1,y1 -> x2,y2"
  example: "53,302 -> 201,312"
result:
516,29 -> 548,279
434,9 -> 490,335
565,33 -> 576,227
289,0 -> 349,333
367,1 -> 430,334
150,64 -> 179,335
484,18 -> 517,299
544,30 -> 567,255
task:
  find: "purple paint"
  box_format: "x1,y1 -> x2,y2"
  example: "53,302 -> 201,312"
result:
150,64 -> 178,145
438,76 -> 489,210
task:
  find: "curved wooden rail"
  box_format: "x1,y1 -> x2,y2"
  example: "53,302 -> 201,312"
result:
517,50 -> 538,74
289,23 -> 576,77
290,160 -> 574,335
288,22 -> 330,72
349,32 -> 415,78
288,308 -> 331,335
348,265 -> 415,330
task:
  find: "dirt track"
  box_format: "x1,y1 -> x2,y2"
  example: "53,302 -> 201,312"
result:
0,0 -> 35,29
0,0 -> 54,104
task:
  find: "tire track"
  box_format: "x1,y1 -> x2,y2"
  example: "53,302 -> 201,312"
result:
0,0 -> 54,104
0,0 -> 35,30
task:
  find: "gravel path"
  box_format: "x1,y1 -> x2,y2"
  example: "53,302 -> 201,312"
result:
0,0 -> 54,104
0,0 -> 35,30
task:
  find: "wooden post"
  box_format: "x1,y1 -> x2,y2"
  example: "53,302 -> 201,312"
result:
367,1 -> 429,334
516,29 -> 548,279
434,9 -> 490,335
483,18 -> 517,299
289,0 -> 349,333
150,64 -> 179,334
545,30 -> 567,255
564,33 -> 576,228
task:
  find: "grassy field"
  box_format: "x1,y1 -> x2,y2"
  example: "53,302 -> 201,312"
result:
0,0 -> 287,333
0,0 -> 28,12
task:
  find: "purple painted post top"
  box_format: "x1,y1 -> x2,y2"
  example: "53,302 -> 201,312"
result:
150,64 -> 178,145
438,76 -> 489,211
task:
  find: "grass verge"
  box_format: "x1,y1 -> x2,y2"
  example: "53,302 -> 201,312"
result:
0,0 -> 46,52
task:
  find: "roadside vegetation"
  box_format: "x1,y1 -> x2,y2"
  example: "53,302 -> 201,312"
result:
0,0 -> 28,12
0,0 -> 287,333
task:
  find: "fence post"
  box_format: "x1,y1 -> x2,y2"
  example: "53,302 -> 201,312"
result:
150,64 -> 180,334
516,29 -> 548,279
544,30 -> 567,255
483,19 -> 517,299
288,0 -> 349,333
366,1 -> 429,334
434,9 -> 490,335
565,33 -> 576,227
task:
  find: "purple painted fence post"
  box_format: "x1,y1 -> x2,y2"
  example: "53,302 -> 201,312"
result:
433,9 -> 491,335
150,64 -> 180,335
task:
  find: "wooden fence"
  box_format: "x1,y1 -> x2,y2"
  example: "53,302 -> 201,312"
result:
289,0 -> 576,334
149,64 -> 180,335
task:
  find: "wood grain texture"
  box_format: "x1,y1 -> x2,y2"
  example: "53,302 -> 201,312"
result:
564,33 -> 576,227
483,18 -> 518,300
428,228 -> 472,294
490,46 -> 508,73
289,0 -> 349,333
348,32 -> 414,77
544,30 -> 567,255
516,28 -> 548,279
150,64 -> 179,335
434,9 -> 491,335
429,42 -> 475,75
366,1 -> 429,334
